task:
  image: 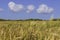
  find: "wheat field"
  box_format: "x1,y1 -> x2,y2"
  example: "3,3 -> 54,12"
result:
0,21 -> 60,40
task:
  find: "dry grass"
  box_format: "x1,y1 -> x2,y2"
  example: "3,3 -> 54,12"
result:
0,21 -> 60,40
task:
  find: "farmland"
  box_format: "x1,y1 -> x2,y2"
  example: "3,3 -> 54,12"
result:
0,21 -> 60,40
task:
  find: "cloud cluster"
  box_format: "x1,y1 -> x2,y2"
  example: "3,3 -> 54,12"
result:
8,2 -> 54,13
37,4 -> 54,13
8,2 -> 24,12
26,5 -> 35,13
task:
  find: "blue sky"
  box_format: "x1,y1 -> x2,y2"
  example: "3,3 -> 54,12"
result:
0,0 -> 60,20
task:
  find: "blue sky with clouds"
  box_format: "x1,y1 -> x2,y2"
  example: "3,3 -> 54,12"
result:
0,0 -> 60,20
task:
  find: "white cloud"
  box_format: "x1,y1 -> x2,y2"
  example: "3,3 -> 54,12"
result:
8,2 -> 54,13
8,2 -> 24,12
26,5 -> 35,13
0,8 -> 4,11
36,4 -> 54,13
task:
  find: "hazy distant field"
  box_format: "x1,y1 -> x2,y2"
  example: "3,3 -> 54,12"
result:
0,21 -> 60,40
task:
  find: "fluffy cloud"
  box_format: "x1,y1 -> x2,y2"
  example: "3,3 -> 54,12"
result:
0,8 -> 4,11
8,2 -> 24,12
36,4 -> 54,13
8,2 -> 54,13
26,5 -> 35,13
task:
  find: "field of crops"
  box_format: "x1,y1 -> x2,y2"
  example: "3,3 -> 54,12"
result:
0,21 -> 60,40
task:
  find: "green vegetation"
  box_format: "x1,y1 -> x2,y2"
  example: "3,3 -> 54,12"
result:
0,18 -> 60,21
0,21 -> 60,40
